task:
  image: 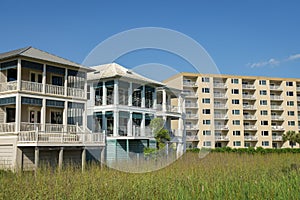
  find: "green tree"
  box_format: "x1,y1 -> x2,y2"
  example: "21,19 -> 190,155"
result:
283,131 -> 298,148
149,118 -> 170,149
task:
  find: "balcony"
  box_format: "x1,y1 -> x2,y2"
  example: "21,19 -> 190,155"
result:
214,114 -> 228,119
213,93 -> 227,99
244,125 -> 257,130
271,105 -> 283,110
242,84 -> 255,89
214,125 -> 229,130
0,81 -> 17,92
244,136 -> 258,141
185,124 -> 199,130
297,86 -> 300,91
186,135 -> 199,141
270,95 -> 283,101
272,136 -> 283,141
271,116 -> 284,121
214,104 -> 227,109
242,94 -> 255,100
185,103 -> 198,108
183,81 -> 197,87
243,105 -> 256,110
272,126 -> 284,131
297,97 -> 300,101
213,83 -> 227,88
183,91 -> 197,98
215,135 -> 229,141
270,85 -> 282,90
186,113 -> 198,119
243,115 -> 256,120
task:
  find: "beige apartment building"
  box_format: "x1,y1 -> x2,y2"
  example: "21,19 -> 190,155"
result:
164,73 -> 300,149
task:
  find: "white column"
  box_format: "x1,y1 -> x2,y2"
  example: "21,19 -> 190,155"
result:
81,148 -> 86,172
63,101 -> 68,132
41,98 -> 46,131
128,82 -> 132,106
42,64 -> 46,94
162,89 -> 167,112
84,74 -> 87,99
102,81 -> 107,106
64,68 -> 68,97
58,147 -> 64,170
141,85 -> 145,108
17,58 -> 21,91
15,94 -> 21,133
113,110 -> 119,137
101,112 -> 106,132
141,113 -> 145,136
82,102 -> 87,129
178,95 -> 183,113
127,112 -> 133,136
153,89 -> 157,109
178,117 -> 183,137
114,79 -> 119,105
35,147 -> 39,170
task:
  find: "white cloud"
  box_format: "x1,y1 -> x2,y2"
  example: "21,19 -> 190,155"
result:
287,54 -> 300,61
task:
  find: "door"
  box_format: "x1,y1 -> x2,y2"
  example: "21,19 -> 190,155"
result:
6,108 -> 15,123
29,110 -> 41,123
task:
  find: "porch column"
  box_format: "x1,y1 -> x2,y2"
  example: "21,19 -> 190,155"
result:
153,89 -> 157,109
128,82 -> 132,106
84,74 -> 87,99
141,85 -> 145,108
162,89 -> 167,112
178,94 -> 183,113
141,113 -> 145,136
41,98 -> 46,131
17,58 -> 21,91
113,110 -> 119,137
102,111 -> 106,132
15,94 -> 21,133
82,103 -> 87,129
102,81 -> 107,106
58,147 -> 64,170
42,64 -> 46,94
63,101 -> 68,132
178,117 -> 183,137
127,112 -> 133,136
64,68 -> 68,97
100,147 -> 106,169
114,79 -> 119,105
35,147 -> 39,170
81,148 -> 86,171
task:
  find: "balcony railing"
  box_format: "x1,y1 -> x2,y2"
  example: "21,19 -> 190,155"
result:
272,136 -> 283,141
186,135 -> 199,141
244,136 -> 258,141
270,95 -> 283,101
0,81 -> 17,92
68,87 -> 85,98
214,104 -> 227,109
214,114 -> 228,119
45,84 -> 65,96
183,91 -> 197,97
213,83 -> 227,88
297,87 -> 300,91
243,115 -> 256,120
297,97 -> 300,101
214,125 -> 228,130
243,105 -> 256,110
272,126 -> 284,131
186,114 -> 198,119
21,81 -> 43,93
183,81 -> 197,87
270,85 -> 282,90
242,84 -> 255,89
244,125 -> 257,130
214,93 -> 227,98
0,122 -> 15,133
185,103 -> 198,108
215,135 -> 229,141
185,124 -> 199,130
242,94 -> 255,99
271,105 -> 283,110
271,116 -> 284,120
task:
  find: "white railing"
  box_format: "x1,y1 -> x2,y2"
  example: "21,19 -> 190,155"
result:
214,114 -> 228,119
243,115 -> 256,120
270,85 -> 282,90
244,125 -> 257,130
45,84 -> 65,96
67,87 -> 85,98
272,136 -> 283,141
297,97 -> 300,101
243,94 -> 255,99
20,122 -> 41,131
132,126 -> 141,137
297,87 -> 300,91
183,81 -> 197,87
243,105 -> 256,110
21,81 -> 43,93
167,105 -> 179,113
214,125 -> 228,130
242,84 -> 255,89
272,126 -> 284,130
45,124 -> 65,133
186,135 -> 199,141
271,105 -> 283,110
0,81 -> 17,92
186,114 -> 198,118
185,124 -> 199,130
244,136 -> 258,141
214,104 -> 227,109
0,123 -> 15,133
270,96 -> 283,100
185,103 -> 198,108
183,91 -> 197,97
271,116 -> 283,120
215,135 -> 229,141
214,93 -> 227,98
213,83 -> 227,88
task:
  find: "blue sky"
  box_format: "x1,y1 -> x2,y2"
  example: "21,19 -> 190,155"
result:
1,0 -> 300,80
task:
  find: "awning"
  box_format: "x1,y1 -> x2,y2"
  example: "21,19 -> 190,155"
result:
132,113 -> 142,119
21,97 -> 42,106
119,111 -> 129,118
68,69 -> 86,78
0,97 -> 16,106
21,60 -> 43,71
0,60 -> 17,71
46,99 -> 64,108
46,65 -> 65,75
68,102 -> 84,109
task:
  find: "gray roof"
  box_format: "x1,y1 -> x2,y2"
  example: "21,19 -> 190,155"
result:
87,63 -> 165,86
0,47 -> 93,71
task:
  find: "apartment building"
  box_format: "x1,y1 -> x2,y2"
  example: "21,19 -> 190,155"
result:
164,73 -> 300,149
0,47 -> 105,171
86,63 -> 185,163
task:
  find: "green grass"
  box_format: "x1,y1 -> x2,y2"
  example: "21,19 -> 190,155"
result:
0,152 -> 300,199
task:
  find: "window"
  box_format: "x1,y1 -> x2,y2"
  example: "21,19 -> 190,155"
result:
233,120 -> 240,125
202,98 -> 210,104
288,111 -> 295,116
202,88 -> 210,93
203,141 -> 211,147
203,120 -> 211,125
87,85 -> 91,100
260,100 -> 267,105
52,75 -> 63,86
232,110 -> 240,115
233,141 -> 241,147
7,68 -> 17,82
288,121 -> 295,126
232,99 -> 240,104
262,141 -> 269,146
51,111 -> 63,124
231,89 -> 239,94
261,131 -> 269,136
260,90 -> 267,95
202,109 -> 211,114
287,91 -> 294,96
261,121 -> 268,125
286,81 -> 293,86
233,131 -> 241,136
287,101 -> 294,106
6,108 -> 15,123
202,77 -> 210,82
259,80 -> 266,85
231,78 -> 239,84
261,110 -> 268,115
203,130 -> 211,136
